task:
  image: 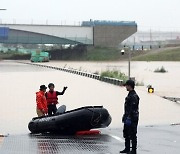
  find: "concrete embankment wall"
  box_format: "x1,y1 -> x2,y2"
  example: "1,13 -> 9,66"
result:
94,25 -> 137,47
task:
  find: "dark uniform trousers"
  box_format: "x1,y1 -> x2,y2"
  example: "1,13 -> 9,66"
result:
48,104 -> 57,116
123,122 -> 138,150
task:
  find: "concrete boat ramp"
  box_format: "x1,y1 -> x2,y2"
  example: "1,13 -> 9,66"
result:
0,124 -> 180,154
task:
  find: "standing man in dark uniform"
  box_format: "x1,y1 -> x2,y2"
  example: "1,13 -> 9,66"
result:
120,80 -> 139,154
46,83 -> 67,116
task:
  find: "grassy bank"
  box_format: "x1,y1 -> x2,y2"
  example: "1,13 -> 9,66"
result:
0,52 -> 31,60
85,46 -> 146,61
85,46 -> 120,61
132,47 -> 180,61
1,46 -> 180,61
0,46 -> 121,61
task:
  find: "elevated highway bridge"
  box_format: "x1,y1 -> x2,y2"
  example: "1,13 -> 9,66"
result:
0,20 -> 137,47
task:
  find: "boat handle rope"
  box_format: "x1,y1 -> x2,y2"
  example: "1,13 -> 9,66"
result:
86,107 -> 102,126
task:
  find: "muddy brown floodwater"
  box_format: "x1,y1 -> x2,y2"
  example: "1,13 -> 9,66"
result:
0,60 -> 180,135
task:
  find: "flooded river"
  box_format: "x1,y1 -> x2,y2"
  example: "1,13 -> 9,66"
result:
0,60 -> 180,135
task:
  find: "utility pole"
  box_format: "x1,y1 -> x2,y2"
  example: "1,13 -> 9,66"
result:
128,47 -> 131,79
123,46 -> 131,79
150,28 -> 152,49
133,36 -> 135,51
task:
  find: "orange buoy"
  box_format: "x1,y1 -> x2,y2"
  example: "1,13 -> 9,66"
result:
76,130 -> 101,135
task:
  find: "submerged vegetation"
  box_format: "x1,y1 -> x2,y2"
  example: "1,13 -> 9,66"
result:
154,66 -> 167,73
99,70 -> 144,86
100,70 -> 128,83
135,81 -> 144,86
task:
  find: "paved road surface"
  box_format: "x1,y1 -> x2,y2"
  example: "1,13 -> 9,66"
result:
0,125 -> 180,154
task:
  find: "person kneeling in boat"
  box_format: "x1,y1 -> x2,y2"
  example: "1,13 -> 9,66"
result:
36,85 -> 48,117
46,83 -> 67,116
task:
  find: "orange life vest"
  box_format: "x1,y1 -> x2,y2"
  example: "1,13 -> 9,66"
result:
46,91 -> 58,105
36,91 -> 48,113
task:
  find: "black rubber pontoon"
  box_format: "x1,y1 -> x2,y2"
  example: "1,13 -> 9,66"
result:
28,106 -> 111,135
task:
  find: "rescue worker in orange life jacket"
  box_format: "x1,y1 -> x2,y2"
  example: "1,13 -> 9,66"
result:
45,83 -> 67,116
36,85 -> 48,117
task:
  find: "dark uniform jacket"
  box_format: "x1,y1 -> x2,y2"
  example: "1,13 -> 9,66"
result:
122,90 -> 139,123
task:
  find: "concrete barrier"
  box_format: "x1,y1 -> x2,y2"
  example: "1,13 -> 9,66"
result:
17,61 -> 123,86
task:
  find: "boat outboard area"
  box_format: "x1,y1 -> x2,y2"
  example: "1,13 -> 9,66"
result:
28,106 -> 112,135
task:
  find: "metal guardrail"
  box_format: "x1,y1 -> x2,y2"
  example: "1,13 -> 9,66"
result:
17,61 -> 124,86
162,96 -> 180,103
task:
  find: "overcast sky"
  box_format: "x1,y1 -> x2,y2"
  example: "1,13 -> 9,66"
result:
1,0 -> 180,31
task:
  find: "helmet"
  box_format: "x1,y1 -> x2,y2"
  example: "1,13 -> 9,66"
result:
48,83 -> 55,88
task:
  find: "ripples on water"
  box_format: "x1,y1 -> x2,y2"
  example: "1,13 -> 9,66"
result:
0,60 -> 180,135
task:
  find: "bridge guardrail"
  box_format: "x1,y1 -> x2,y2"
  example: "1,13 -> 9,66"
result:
17,61 -> 124,86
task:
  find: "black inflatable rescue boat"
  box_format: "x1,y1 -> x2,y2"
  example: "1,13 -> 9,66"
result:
28,106 -> 111,135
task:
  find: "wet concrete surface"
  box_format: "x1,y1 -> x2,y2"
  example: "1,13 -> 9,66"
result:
0,132 -> 121,154
137,125 -> 180,154
0,60 -> 180,153
0,125 -> 180,154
